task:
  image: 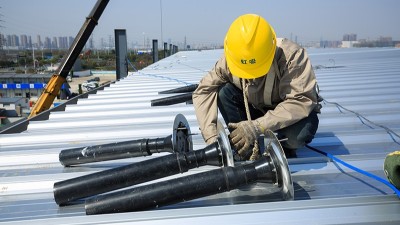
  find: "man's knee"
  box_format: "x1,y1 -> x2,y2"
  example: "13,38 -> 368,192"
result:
218,83 -> 240,103
279,133 -> 306,150
278,111 -> 319,150
217,83 -> 245,125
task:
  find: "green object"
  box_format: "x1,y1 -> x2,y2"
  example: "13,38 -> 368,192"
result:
384,151 -> 400,189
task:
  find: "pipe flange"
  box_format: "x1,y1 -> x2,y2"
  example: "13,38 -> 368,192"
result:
172,114 -> 193,153
217,120 -> 234,167
263,130 -> 294,201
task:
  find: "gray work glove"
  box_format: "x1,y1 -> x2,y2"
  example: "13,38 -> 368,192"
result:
228,121 -> 262,157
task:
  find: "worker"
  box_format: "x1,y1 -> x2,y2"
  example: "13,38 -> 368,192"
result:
192,14 -> 321,160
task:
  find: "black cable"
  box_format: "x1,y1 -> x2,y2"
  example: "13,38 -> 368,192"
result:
322,97 -> 400,145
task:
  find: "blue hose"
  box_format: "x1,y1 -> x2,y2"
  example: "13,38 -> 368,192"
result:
305,144 -> 400,199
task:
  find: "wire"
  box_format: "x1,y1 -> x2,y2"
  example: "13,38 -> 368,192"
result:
305,144 -> 400,199
322,97 -> 400,145
176,61 -> 209,73
126,57 -> 138,72
127,57 -> 192,86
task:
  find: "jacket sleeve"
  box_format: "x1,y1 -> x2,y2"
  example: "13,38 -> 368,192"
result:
192,56 -> 229,142
255,47 -> 318,132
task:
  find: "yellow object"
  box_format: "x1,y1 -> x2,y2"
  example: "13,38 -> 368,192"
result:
224,14 -> 276,79
29,74 -> 66,118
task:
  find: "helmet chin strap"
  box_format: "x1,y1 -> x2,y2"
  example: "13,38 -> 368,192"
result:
241,78 -> 260,161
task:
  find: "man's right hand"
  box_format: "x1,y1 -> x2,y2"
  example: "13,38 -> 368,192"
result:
228,121 -> 260,157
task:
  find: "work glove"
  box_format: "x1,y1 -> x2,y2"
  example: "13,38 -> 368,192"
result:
228,120 -> 262,157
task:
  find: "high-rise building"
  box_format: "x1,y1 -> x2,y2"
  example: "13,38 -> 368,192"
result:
28,36 -> 32,48
68,36 -> 74,48
58,36 -> 68,49
343,33 -> 357,41
5,35 -> 10,47
9,35 -> 20,47
44,37 -> 51,49
37,35 -> 42,48
20,35 -> 28,48
52,37 -> 58,49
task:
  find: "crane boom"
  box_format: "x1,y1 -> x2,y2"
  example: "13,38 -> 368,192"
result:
29,0 -> 110,118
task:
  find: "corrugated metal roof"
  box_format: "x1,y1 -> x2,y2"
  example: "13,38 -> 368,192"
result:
1,47 -> 400,224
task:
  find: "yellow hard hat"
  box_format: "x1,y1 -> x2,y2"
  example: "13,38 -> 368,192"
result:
224,14 -> 276,79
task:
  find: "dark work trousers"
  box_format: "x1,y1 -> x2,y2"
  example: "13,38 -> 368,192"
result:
217,83 -> 319,156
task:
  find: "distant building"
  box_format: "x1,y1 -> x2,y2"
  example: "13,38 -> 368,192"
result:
341,33 -> 358,48
58,36 -> 69,49
353,36 -> 395,48
37,35 -> 43,48
320,40 -> 342,48
343,33 -> 357,41
69,36 -> 74,47
20,35 -> 28,49
378,36 -> 393,47
6,34 -> 20,49
341,41 -> 359,48
43,37 -> 50,49
0,73 -> 52,99
52,37 -> 58,49
28,36 -> 32,48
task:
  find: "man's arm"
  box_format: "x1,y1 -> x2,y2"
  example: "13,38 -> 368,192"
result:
255,47 -> 318,132
192,56 -> 229,143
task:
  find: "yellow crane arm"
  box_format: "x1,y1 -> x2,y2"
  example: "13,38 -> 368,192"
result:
28,0 -> 109,119
29,75 -> 66,118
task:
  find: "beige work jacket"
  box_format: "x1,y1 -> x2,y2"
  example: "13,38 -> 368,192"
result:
192,38 -> 320,142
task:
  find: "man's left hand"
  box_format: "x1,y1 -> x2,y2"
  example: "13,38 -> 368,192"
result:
228,121 -> 261,156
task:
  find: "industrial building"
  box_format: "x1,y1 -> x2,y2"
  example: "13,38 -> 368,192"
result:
0,73 -> 51,99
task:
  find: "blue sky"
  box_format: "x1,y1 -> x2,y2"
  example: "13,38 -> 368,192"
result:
1,0 -> 399,47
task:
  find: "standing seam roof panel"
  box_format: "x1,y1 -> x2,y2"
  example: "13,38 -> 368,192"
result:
1,48 -> 400,224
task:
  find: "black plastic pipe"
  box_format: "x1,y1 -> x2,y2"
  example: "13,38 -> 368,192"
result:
54,142 -> 228,205
158,84 -> 198,94
151,92 -> 193,106
59,135 -> 173,166
85,155 -> 277,215
59,114 -> 192,166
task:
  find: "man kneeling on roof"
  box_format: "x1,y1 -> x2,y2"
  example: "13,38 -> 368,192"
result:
192,14 -> 321,159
